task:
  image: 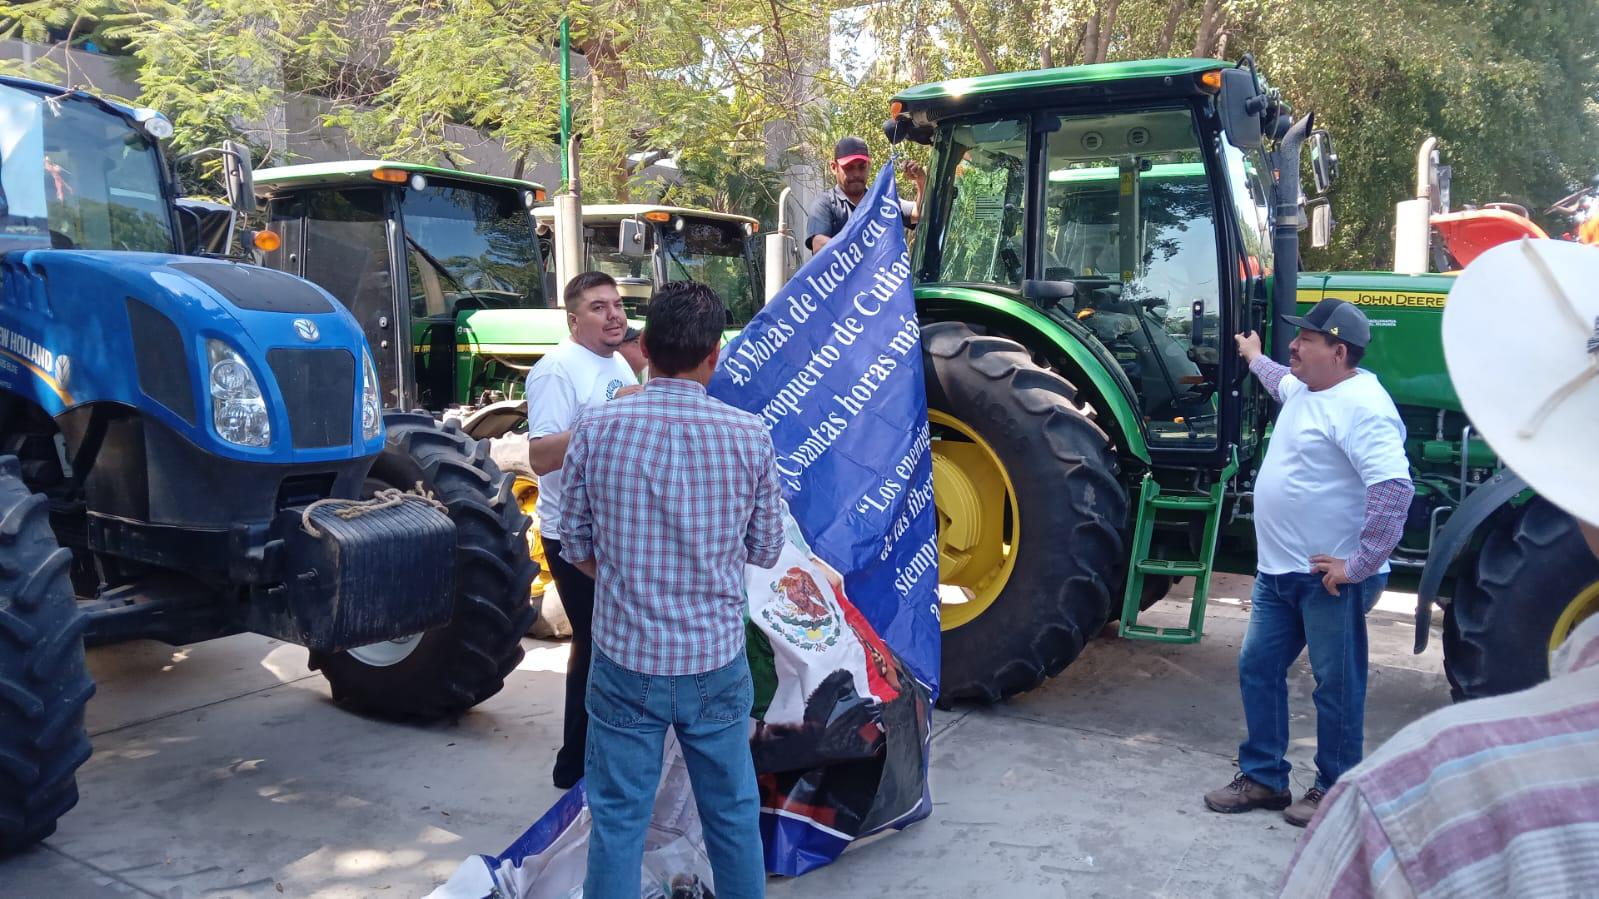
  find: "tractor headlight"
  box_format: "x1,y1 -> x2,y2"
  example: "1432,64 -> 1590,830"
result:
360,349 -> 382,440
206,339 -> 271,447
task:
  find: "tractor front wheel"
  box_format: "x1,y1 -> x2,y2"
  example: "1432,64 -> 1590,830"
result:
923,322 -> 1128,704
310,413 -> 537,720
0,456 -> 94,855
1443,498 -> 1599,701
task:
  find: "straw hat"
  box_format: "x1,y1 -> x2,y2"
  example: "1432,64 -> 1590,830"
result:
1443,238 -> 1599,525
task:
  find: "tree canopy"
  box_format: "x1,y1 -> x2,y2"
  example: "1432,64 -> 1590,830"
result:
5,0 -> 1596,268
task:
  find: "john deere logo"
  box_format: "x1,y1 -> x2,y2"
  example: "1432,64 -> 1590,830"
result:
293,319 -> 320,342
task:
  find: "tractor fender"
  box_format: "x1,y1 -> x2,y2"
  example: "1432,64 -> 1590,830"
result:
1413,467 -> 1527,654
459,398 -> 528,440
915,286 -> 1151,464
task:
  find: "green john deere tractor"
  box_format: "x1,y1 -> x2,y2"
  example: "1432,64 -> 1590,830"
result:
249,161 -> 571,618
872,57 -> 1599,703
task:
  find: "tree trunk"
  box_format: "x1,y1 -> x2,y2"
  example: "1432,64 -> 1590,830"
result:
1192,0 -> 1221,57
1040,0 -> 1054,68
581,34 -> 632,201
1155,0 -> 1186,56
1083,12 -> 1100,66
948,0 -> 999,74
1094,0 -> 1120,63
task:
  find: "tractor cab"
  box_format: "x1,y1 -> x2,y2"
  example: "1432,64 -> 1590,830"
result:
534,204 -> 763,325
889,60 -> 1323,464
252,161 -> 563,412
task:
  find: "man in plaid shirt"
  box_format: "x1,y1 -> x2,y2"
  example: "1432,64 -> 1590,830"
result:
561,280 -> 783,898
1205,298 -> 1414,828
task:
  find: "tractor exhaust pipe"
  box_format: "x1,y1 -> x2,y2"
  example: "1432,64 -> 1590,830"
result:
764,186 -> 795,302
553,135 -> 585,301
1270,112 -> 1314,364
1393,137 -> 1439,275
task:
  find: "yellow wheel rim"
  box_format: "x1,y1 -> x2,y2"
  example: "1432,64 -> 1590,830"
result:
1550,580 -> 1599,653
514,476 -> 553,598
930,409 -> 1019,631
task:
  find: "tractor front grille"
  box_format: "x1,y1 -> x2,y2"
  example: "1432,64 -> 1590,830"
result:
267,348 -> 354,449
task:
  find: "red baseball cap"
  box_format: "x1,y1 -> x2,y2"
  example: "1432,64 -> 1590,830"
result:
834,136 -> 871,166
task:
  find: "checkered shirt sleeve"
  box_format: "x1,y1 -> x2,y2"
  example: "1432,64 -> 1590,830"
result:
1347,477 -> 1414,582
1249,354 -> 1289,401
557,378 -> 784,676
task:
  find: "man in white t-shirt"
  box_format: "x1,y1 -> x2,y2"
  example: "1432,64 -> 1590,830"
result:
1203,298 -> 1414,828
525,270 -> 638,789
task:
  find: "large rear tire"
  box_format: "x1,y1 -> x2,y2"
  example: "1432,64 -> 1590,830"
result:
310,413 -> 537,720
486,432 -> 567,638
0,456 -> 94,855
1443,498 -> 1599,701
923,322 -> 1128,704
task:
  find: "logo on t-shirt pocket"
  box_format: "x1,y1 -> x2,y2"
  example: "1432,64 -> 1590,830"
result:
605,379 -> 625,400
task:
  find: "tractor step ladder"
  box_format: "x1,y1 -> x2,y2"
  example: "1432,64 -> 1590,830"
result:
1118,447 -> 1239,644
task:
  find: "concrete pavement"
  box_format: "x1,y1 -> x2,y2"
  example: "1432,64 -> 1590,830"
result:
1,574 -> 1451,897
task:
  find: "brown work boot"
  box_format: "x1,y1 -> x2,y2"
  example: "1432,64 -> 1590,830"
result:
1204,772 -> 1291,814
1283,787 -> 1326,828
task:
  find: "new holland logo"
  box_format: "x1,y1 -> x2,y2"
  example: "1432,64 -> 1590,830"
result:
293,319 -> 320,342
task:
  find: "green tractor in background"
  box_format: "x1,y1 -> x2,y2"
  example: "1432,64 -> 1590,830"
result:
249,161 -> 571,617
867,57 -> 1599,704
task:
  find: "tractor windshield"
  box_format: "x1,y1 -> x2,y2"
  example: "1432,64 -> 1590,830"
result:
581,216 -> 760,326
922,107 -> 1225,450
0,85 -> 174,253
656,218 -> 760,326
400,181 -> 550,317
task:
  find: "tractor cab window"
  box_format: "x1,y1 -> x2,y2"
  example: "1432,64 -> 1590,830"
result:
400,182 -> 549,323
657,218 -> 760,326
1042,108 -> 1223,450
921,118 -> 1029,288
297,188 -> 402,405
0,87 -> 175,253
581,222 -> 654,315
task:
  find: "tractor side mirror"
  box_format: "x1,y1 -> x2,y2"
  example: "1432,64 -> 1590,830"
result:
1307,198 -> 1334,249
221,140 -> 256,215
1309,129 -> 1339,196
1022,279 -> 1076,310
618,219 -> 646,255
1219,68 -> 1264,150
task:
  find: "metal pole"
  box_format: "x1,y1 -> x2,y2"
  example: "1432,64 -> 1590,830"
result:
559,16 -> 572,187
764,186 -> 795,302
554,135 -> 584,300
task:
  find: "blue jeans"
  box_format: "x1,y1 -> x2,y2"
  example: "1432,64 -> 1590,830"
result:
584,648 -> 765,899
1238,570 -> 1388,792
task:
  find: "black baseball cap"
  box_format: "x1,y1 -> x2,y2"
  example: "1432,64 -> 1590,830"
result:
622,326 -> 640,342
1282,298 -> 1372,348
834,136 -> 871,164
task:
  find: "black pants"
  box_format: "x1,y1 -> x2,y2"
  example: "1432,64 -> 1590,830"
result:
542,536 -> 595,786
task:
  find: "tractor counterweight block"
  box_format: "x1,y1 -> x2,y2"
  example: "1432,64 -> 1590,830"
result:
248,500 -> 457,652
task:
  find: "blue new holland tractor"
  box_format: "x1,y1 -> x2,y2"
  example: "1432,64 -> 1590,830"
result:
0,76 -> 536,853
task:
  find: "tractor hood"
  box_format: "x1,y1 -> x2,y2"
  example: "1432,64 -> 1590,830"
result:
0,249 -> 382,462
1296,271 -> 1459,412
454,307 -> 571,355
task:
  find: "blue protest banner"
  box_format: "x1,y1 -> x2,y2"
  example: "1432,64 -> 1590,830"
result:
708,163 -> 940,695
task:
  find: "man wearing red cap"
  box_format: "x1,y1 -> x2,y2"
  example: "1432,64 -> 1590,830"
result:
806,135 -> 925,254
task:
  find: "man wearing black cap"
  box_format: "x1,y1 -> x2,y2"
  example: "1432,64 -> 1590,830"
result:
1203,298 -> 1414,828
806,135 -> 925,254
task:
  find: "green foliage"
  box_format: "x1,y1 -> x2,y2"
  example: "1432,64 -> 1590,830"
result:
5,0 -> 1596,265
